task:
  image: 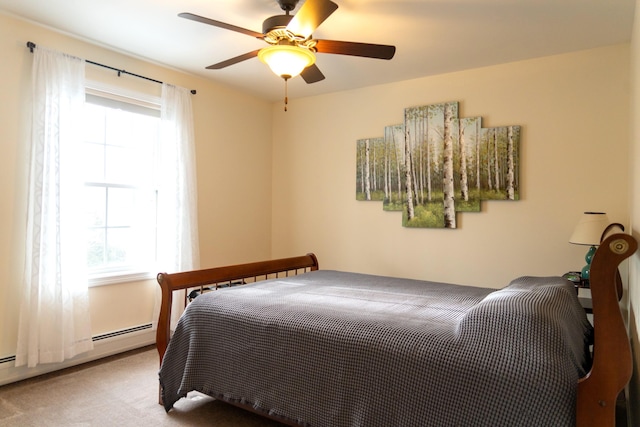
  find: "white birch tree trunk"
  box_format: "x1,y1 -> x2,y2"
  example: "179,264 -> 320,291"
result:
494,129 -> 500,192
404,127 -> 415,221
459,125 -> 469,201
443,104 -> 456,228
384,139 -> 390,201
412,147 -> 420,206
364,139 -> 371,201
359,145 -> 365,194
395,130 -> 402,202
476,120 -> 480,193
506,126 -> 515,200
487,131 -> 493,191
426,107 -> 432,202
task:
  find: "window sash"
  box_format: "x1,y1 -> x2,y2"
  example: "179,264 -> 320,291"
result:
83,88 -> 160,284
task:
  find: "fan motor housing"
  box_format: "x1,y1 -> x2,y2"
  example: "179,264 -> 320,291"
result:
262,14 -> 293,34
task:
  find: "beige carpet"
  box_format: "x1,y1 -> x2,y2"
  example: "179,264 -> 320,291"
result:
1,345 -> 630,426
0,346 -> 284,426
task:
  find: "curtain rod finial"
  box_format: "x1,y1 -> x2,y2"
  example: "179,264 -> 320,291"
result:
27,41 -> 36,53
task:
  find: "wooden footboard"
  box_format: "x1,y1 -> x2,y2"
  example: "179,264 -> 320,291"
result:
156,253 -> 319,364
576,233 -> 637,427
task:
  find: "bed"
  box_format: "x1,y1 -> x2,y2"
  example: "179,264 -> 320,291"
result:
156,233 -> 637,427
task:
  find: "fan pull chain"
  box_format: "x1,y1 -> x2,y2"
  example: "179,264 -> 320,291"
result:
283,77 -> 289,112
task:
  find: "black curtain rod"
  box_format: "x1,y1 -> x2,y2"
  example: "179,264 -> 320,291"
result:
26,41 -> 196,95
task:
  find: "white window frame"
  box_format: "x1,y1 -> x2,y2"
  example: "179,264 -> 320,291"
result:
84,81 -> 161,287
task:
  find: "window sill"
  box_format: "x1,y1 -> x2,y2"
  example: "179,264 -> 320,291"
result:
88,271 -> 156,287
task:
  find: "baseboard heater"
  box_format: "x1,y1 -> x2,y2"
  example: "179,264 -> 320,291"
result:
0,355 -> 15,365
92,323 -> 152,342
0,323 -> 153,365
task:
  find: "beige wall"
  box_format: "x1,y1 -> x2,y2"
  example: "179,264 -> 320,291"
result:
0,13 -> 273,362
629,0 -> 640,423
272,45 -> 630,290
1,8 -> 637,411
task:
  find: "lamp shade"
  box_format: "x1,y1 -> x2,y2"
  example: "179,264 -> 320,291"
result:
258,45 -> 315,79
569,212 -> 610,246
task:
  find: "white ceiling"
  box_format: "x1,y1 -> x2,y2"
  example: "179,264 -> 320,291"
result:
0,0 -> 635,102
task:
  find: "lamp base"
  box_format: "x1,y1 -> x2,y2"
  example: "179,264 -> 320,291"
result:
580,245 -> 597,287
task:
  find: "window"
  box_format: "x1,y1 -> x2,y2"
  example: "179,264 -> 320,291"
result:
82,89 -> 161,285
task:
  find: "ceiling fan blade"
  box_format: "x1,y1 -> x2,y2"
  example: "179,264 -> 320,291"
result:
314,39 -> 396,60
301,64 -> 325,84
179,12 -> 264,39
206,50 -> 261,70
286,0 -> 338,39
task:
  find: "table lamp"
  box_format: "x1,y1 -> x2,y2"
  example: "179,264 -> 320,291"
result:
569,212 -> 610,284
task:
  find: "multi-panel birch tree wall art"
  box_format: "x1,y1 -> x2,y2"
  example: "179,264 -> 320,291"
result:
356,101 -> 520,229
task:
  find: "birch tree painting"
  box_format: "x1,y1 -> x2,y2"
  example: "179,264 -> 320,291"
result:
402,104 -> 447,228
355,101 -> 520,229
456,117 -> 482,212
382,124 -> 405,211
356,137 -> 385,201
479,126 -> 520,200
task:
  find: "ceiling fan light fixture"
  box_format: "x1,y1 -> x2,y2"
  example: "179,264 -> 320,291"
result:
258,45 -> 315,79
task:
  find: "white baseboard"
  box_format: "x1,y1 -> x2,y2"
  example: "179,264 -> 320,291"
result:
0,326 -> 156,387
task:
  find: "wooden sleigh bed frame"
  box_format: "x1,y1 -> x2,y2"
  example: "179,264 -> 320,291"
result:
156,234 -> 637,427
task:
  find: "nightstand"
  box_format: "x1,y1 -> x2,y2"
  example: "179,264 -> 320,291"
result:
577,287 -> 592,314
577,287 -> 594,326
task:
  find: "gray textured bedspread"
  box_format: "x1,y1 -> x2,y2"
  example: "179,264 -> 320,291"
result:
159,270 -> 592,426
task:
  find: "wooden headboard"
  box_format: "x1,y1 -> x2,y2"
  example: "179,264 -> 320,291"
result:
576,233 -> 637,426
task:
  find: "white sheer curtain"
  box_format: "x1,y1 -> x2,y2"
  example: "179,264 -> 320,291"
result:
16,47 -> 94,368
153,83 -> 200,329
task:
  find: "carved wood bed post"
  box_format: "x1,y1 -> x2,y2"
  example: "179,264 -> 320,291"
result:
155,272 -> 174,405
576,233 -> 637,427
156,273 -> 173,364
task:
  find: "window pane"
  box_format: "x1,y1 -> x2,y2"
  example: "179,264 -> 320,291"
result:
105,144 -> 132,184
129,116 -> 158,184
108,187 -> 135,227
82,142 -> 105,183
87,228 -> 105,268
84,186 -> 106,227
107,227 -> 130,264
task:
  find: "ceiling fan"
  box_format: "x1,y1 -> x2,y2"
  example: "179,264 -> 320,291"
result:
179,0 -> 396,85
